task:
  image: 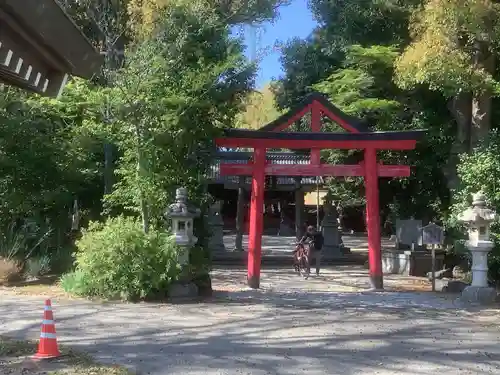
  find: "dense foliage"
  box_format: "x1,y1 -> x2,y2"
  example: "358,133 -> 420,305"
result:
0,0 -> 280,294
61,216 -> 182,300
266,0 -> 500,279
4,0 -> 500,289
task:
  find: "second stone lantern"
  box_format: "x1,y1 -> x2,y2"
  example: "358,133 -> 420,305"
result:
457,192 -> 497,304
165,187 -> 201,266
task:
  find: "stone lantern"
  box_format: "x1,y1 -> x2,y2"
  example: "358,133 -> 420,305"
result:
208,200 -> 226,252
321,198 -> 342,256
457,191 -> 497,304
165,187 -> 201,266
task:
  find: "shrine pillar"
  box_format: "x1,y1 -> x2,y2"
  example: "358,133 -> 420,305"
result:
247,147 -> 266,288
364,147 -> 383,290
294,177 -> 304,240
234,176 -> 245,251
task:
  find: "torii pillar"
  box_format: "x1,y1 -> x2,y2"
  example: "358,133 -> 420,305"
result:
364,148 -> 383,290
247,147 -> 266,288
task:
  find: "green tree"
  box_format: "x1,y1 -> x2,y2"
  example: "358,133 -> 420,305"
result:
272,0 -> 455,224
0,81 -> 106,265
395,0 -> 500,188
272,36 -> 341,109
102,3 -> 254,232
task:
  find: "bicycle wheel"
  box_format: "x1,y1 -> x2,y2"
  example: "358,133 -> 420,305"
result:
297,249 -> 309,277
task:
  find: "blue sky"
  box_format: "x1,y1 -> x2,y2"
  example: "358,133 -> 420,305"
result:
243,0 -> 317,88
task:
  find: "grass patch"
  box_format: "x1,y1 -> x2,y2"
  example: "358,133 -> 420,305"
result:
0,336 -> 134,375
0,275 -> 74,299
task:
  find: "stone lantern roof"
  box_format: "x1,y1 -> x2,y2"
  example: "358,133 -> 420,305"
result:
165,188 -> 201,219
458,192 -> 496,224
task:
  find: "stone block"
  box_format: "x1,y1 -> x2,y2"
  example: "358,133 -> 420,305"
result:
382,250 -> 411,275
168,282 -> 199,299
383,249 -> 446,277
435,279 -> 468,293
396,219 -> 422,249
192,273 -> 212,297
460,285 -> 497,305
409,250 -> 445,277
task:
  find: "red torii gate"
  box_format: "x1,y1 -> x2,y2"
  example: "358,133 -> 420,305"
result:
215,93 -> 424,290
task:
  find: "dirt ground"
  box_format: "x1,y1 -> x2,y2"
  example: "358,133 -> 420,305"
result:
0,336 -> 132,375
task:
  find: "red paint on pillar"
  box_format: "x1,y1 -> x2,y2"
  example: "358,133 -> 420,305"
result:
310,101 -> 321,165
247,147 -> 266,289
364,147 -> 383,290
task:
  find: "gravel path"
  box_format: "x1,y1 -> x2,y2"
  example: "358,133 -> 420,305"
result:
1,266 -> 500,375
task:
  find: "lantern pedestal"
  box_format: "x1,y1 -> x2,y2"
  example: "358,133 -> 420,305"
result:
461,285 -> 497,305
460,241 -> 496,305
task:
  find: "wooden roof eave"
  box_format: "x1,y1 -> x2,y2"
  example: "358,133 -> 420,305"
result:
2,0 -> 103,79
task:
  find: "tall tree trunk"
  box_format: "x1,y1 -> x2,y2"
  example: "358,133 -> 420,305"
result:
471,38 -> 494,149
135,122 -> 149,234
444,36 -> 495,189
445,92 -> 472,189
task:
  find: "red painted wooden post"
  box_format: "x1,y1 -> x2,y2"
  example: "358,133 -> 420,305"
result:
310,101 -> 321,165
364,147 -> 383,290
247,147 -> 266,289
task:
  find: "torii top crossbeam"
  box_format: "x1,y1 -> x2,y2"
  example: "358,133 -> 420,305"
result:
216,92 -> 425,178
215,92 -> 425,291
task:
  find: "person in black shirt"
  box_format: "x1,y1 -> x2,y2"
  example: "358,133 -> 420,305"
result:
298,225 -> 324,277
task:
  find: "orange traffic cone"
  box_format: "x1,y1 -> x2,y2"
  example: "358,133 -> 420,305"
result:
33,299 -> 61,359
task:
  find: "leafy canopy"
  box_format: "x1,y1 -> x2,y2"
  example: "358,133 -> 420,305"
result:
395,0 -> 500,96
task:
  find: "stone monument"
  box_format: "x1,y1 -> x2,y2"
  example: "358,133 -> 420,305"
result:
396,218 -> 422,249
208,200 -> 226,252
321,198 -> 342,256
165,187 -> 201,266
458,192 -> 497,305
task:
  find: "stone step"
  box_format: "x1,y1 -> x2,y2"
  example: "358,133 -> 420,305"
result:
211,251 -> 367,266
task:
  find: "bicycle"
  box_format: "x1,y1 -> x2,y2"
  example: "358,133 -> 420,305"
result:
293,242 -> 310,277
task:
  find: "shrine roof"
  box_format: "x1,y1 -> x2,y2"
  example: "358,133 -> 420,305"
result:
221,92 -> 426,149
215,151 -> 309,161
209,151 -> 319,186
0,0 -> 103,96
259,92 -> 370,133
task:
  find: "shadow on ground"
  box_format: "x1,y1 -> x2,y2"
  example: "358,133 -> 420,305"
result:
1,296 -> 499,375
1,264 -> 500,375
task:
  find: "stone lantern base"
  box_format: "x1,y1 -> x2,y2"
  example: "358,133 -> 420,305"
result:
460,285 -> 497,305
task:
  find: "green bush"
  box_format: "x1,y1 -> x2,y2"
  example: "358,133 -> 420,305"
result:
60,269 -> 91,294
61,216 -> 182,301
